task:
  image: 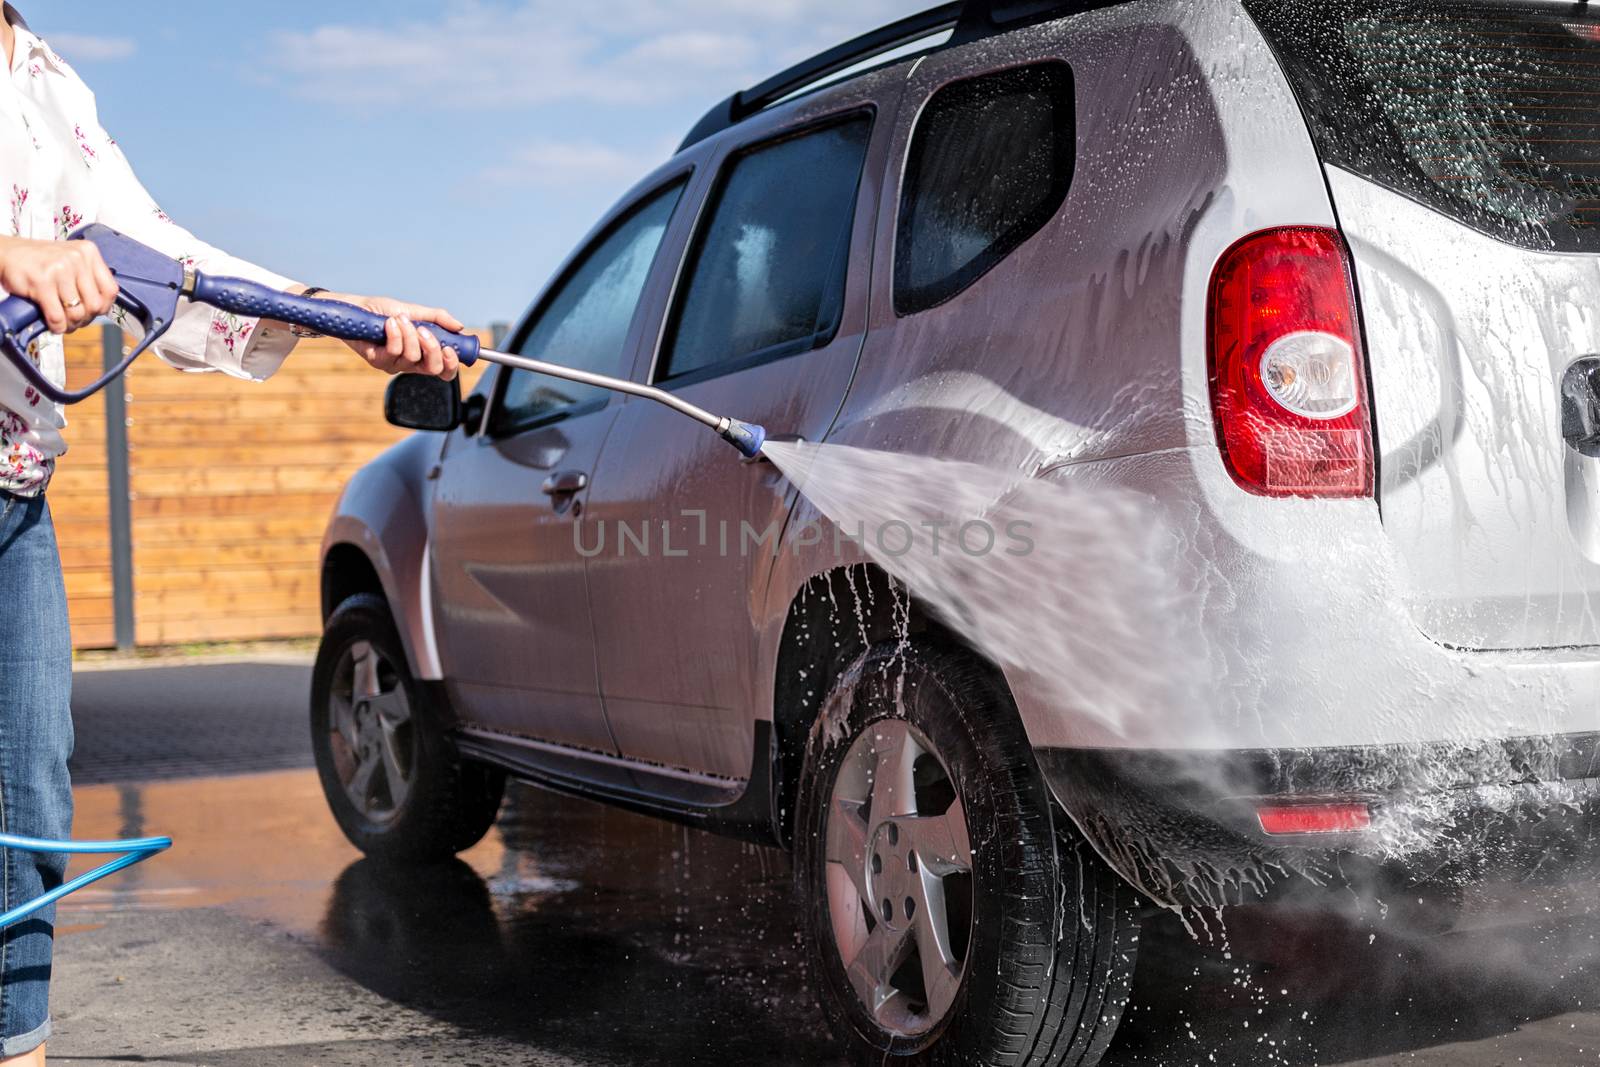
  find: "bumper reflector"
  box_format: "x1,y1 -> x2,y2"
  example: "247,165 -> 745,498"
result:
1257,802 -> 1371,835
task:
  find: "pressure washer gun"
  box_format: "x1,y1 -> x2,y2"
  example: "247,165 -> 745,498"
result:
0,224 -> 767,457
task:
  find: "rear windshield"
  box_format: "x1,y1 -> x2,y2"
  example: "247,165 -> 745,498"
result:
1245,0 -> 1600,254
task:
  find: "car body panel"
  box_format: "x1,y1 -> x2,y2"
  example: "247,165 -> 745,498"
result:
425,153 -> 709,754
583,71 -> 903,780
773,0 -> 1348,750
1332,168 -> 1600,651
430,406 -> 622,752
322,433 -> 444,680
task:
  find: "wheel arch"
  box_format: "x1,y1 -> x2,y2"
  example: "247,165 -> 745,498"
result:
769,562 -> 1002,848
320,435 -> 444,680
322,543 -> 384,621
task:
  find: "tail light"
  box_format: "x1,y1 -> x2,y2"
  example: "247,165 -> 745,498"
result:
1207,227 -> 1374,497
1257,801 -> 1372,836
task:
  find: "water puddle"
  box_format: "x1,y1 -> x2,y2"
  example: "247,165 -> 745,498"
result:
59,768 -> 838,1063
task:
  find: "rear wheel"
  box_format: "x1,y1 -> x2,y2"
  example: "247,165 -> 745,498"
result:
312,593 -> 504,861
794,640 -> 1140,1066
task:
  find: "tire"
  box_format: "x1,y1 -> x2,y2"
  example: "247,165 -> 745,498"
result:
794,639 -> 1140,1066
312,593 -> 505,861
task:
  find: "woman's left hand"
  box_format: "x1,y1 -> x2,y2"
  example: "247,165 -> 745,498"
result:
308,292 -> 466,381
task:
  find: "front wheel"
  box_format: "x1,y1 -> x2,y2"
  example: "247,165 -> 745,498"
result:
794,640 -> 1140,1066
311,593 -> 504,861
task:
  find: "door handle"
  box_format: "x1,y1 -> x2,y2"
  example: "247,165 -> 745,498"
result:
541,469 -> 589,496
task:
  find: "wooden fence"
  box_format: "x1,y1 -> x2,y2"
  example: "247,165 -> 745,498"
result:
50,325 -> 489,650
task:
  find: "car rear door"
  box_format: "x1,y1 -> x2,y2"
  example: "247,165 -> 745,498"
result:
428,175 -> 693,752
1249,0 -> 1600,650
580,81 -> 898,780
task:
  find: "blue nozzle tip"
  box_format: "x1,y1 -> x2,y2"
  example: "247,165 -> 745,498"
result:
721,419 -> 767,459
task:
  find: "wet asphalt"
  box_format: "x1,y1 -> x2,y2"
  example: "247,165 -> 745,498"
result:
51,661 -> 1600,1065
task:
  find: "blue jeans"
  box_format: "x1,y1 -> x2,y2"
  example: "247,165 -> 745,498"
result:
0,493 -> 72,1056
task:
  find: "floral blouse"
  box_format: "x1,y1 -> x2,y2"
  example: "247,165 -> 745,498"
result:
0,6 -> 298,496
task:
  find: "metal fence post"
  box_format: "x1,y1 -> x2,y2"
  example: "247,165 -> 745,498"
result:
101,323 -> 135,651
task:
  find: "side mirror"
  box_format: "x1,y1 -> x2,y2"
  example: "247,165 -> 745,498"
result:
384,374 -> 461,431
461,393 -> 487,437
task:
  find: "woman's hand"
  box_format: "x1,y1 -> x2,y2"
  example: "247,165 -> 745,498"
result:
304,291 -> 465,381
0,236 -> 118,334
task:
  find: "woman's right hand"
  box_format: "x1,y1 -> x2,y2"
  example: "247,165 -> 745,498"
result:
0,235 -> 118,335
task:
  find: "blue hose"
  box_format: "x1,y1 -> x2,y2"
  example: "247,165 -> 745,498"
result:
0,832 -> 172,930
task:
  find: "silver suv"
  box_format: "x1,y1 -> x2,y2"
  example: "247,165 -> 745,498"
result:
312,1 -> 1600,1062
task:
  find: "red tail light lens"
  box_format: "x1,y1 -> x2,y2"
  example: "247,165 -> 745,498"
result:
1208,227 -> 1374,497
1257,802 -> 1372,836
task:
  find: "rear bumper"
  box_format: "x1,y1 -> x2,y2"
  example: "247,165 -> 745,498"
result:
1038,732 -> 1600,909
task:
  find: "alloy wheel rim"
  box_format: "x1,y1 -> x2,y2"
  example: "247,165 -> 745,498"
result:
824,718 -> 974,1038
328,640 -> 415,823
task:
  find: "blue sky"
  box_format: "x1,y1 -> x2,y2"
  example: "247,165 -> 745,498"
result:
32,1 -> 926,327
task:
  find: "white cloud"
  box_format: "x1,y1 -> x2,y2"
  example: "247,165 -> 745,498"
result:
47,33 -> 135,62
266,0 -> 926,111
479,139 -> 648,187
618,30 -> 757,70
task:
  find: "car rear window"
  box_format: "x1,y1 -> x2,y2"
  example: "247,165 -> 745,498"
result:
894,62 -> 1075,315
1246,0 -> 1600,254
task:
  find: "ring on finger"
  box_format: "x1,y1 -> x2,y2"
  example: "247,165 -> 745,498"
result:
63,296 -> 83,310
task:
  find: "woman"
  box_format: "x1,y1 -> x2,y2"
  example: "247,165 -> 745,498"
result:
0,7 -> 462,1062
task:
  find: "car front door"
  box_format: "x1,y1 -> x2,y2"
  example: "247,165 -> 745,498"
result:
581,85 -> 895,780
429,176 -> 691,753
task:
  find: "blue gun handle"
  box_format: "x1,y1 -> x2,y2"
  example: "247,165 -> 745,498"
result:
190,274 -> 481,365
0,287 -> 163,406
0,294 -> 51,356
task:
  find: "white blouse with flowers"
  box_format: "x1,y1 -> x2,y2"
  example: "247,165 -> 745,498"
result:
0,5 -> 298,496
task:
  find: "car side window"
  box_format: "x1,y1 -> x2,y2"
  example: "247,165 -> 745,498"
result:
493,181 -> 687,434
656,115 -> 872,384
895,63 -> 1075,316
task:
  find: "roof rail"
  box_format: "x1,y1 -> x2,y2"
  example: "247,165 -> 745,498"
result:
677,3 -> 962,152
951,0 -> 1116,43
676,1 -> 1119,152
